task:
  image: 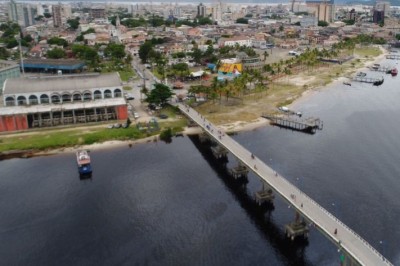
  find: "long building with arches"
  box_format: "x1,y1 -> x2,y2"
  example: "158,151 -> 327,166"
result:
0,73 -> 128,132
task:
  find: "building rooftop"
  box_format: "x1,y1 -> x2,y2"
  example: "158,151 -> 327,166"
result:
0,97 -> 126,116
23,58 -> 86,70
0,60 -> 19,71
3,73 -> 121,94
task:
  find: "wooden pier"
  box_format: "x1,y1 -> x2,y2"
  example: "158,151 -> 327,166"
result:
262,114 -> 323,134
368,66 -> 392,73
386,54 -> 400,60
352,76 -> 384,83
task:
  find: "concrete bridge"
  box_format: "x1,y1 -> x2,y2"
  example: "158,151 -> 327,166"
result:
175,103 -> 393,266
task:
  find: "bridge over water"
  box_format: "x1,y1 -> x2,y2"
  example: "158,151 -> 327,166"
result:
175,103 -> 393,266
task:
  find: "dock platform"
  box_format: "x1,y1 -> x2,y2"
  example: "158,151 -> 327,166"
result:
262,114 -> 323,134
386,54 -> 400,60
352,76 -> 384,83
368,66 -> 392,73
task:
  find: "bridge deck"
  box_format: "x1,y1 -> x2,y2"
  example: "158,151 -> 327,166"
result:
176,103 -> 392,266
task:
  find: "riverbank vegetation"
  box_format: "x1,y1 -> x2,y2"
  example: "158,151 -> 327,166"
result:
0,106 -> 187,153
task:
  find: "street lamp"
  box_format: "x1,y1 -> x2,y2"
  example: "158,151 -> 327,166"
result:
15,34 -> 25,76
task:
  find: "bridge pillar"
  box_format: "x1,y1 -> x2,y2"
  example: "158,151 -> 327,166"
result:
229,161 -> 249,180
255,181 -> 275,205
198,132 -> 210,143
211,145 -> 228,159
284,212 -> 309,241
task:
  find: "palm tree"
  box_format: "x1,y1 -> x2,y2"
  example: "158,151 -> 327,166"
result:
263,50 -> 269,61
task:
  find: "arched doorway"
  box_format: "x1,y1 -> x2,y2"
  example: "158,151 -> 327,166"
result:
104,89 -> 112,98
83,91 -> 92,101
29,95 -> 39,105
51,94 -> 61,104
114,88 -> 122,97
40,94 -> 49,104
93,90 -> 102,100
62,93 -> 72,103
5,96 -> 15,106
17,96 -> 27,105
73,93 -> 82,102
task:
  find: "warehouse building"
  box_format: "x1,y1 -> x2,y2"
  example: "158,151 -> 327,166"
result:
0,72 -> 128,132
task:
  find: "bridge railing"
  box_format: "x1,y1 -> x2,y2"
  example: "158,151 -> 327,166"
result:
177,103 -> 393,266
268,166 -> 391,265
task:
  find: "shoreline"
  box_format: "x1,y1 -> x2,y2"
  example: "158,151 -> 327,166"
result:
0,48 -> 388,159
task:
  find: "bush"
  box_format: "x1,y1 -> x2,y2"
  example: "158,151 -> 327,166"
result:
159,128 -> 173,143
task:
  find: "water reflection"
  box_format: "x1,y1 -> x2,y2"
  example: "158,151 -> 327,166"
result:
189,135 -> 311,266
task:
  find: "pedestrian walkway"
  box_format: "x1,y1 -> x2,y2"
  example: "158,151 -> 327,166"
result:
175,103 -> 393,266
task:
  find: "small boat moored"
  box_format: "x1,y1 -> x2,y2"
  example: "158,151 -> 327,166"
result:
76,150 -> 92,175
373,78 -> 384,86
356,72 -> 366,77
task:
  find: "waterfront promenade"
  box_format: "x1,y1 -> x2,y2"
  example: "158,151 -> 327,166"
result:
175,102 -> 393,266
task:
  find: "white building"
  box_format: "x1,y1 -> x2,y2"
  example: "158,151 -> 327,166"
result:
219,36 -> 252,47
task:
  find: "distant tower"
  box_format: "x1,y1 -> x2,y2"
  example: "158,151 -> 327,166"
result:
197,3 -> 206,17
52,4 -> 62,27
116,14 -> 121,27
8,0 -> 18,22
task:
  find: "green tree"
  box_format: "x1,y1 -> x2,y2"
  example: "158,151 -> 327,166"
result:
104,43 -> 126,59
236,18 -> 249,24
191,47 -> 203,65
198,17 -> 213,25
35,15 -> 44,21
71,44 -> 99,63
138,41 -> 154,63
23,34 -> 33,43
318,20 -> 329,27
44,13 -> 52,18
67,18 -> 80,30
47,48 -> 66,59
146,83 -> 174,105
47,37 -> 68,47
0,47 -> 10,60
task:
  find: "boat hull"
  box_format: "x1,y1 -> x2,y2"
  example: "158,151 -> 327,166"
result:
78,164 -> 92,175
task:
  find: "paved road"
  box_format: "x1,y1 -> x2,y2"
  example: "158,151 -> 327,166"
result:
175,102 -> 393,266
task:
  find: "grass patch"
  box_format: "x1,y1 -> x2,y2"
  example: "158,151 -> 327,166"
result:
123,86 -> 132,91
119,70 -> 135,82
354,47 -> 382,58
0,127 -> 145,152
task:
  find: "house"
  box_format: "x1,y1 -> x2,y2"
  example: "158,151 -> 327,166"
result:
218,36 -> 252,47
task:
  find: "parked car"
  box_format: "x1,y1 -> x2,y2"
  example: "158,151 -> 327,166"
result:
125,94 -> 134,100
114,123 -> 122,128
158,114 -> 168,119
134,112 -> 140,119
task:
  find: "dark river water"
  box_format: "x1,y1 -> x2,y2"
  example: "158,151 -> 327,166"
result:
1,60 -> 400,266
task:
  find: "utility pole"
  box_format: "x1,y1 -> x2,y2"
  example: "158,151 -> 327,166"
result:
15,34 -> 25,76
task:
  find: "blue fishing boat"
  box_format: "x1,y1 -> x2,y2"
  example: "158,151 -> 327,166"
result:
76,150 -> 92,175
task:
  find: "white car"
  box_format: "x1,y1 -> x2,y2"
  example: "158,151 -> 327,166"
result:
133,112 -> 140,119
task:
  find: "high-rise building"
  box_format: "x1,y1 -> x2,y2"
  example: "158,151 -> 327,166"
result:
306,0 -> 335,23
52,4 -> 62,27
375,1 -> 390,16
8,0 -> 18,22
174,5 -> 181,18
373,9 -> 385,24
89,7 -> 105,19
197,3 -> 206,17
212,2 -> 222,22
23,5 -> 36,26
8,1 -> 36,27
